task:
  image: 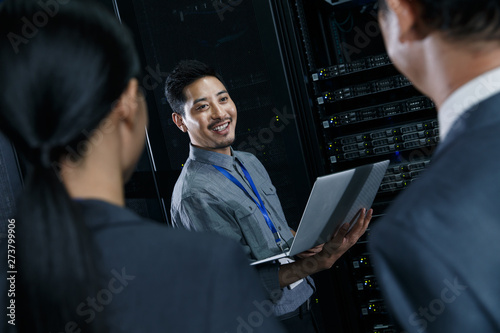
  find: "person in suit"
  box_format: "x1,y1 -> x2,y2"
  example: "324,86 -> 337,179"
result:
0,1 -> 285,332
369,0 -> 500,332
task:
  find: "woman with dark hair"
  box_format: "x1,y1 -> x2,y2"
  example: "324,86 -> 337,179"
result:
0,1 -> 284,332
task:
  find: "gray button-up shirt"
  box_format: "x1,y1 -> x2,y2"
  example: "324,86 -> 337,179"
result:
171,145 -> 314,316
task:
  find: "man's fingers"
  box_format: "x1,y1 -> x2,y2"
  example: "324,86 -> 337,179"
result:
351,208 -> 366,229
366,208 -> 373,220
349,208 -> 372,236
333,222 -> 350,240
362,208 -> 373,228
297,245 -> 324,258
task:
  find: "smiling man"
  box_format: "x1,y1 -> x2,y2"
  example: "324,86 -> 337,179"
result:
172,74 -> 236,154
165,60 -> 372,332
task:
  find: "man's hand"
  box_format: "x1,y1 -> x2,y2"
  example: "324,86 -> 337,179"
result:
316,208 -> 373,270
290,229 -> 325,258
296,244 -> 325,258
278,208 -> 373,287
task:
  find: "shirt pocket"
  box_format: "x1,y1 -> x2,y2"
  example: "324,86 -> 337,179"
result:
261,184 -> 280,213
260,184 -> 285,229
259,183 -> 294,242
234,202 -> 282,260
261,184 -> 277,196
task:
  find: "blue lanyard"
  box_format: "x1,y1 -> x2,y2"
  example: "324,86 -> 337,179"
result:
213,162 -> 286,248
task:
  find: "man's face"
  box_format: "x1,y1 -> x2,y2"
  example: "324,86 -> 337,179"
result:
180,76 -> 237,154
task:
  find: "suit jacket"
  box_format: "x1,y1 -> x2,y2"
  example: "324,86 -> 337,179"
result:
369,92 -> 500,332
1,199 -> 285,333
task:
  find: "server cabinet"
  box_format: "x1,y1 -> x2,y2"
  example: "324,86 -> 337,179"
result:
285,1 -> 438,332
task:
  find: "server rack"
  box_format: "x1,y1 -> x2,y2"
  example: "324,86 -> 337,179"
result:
282,1 -> 438,331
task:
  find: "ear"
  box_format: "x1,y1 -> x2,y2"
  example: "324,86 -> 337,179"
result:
172,112 -> 187,132
112,78 -> 141,129
386,0 -> 428,42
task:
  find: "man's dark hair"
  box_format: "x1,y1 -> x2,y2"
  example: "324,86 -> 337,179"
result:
378,0 -> 500,41
164,60 -> 226,116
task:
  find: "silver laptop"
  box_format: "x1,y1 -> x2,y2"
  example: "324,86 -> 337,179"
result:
251,160 -> 389,265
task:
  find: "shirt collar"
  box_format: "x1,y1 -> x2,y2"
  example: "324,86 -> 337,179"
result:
439,66 -> 500,141
189,144 -> 239,170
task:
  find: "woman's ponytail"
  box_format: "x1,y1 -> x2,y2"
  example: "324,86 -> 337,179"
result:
0,1 -> 141,331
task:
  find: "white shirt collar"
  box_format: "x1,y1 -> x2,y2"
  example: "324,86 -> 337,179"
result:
439,66 -> 500,141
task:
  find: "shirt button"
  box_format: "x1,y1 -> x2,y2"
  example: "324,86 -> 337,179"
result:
278,226 -> 282,231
